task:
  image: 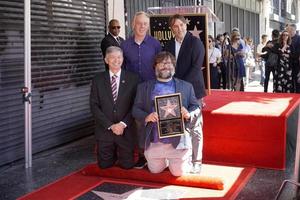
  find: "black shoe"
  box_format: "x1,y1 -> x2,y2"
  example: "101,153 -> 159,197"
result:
134,157 -> 147,169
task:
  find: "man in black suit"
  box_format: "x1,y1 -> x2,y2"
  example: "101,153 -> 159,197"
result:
165,14 -> 206,173
90,46 -> 139,169
101,19 -> 125,70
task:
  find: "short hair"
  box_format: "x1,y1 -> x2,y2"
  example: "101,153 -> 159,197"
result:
272,29 -> 280,38
105,46 -> 123,58
108,19 -> 119,28
261,34 -> 268,39
132,11 -> 149,26
216,34 -> 223,40
153,51 -> 176,68
169,14 -> 186,27
288,23 -> 297,30
208,35 -> 214,41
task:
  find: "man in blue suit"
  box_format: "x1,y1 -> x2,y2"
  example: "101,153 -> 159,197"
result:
132,51 -> 202,176
164,14 -> 205,173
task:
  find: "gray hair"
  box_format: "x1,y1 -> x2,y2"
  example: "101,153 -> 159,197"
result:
132,11 -> 149,26
105,46 -> 123,58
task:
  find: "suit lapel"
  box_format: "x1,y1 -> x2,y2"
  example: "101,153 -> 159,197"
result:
104,72 -> 114,104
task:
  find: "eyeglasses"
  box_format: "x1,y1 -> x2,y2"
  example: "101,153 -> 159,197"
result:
111,26 -> 121,29
159,62 -> 173,66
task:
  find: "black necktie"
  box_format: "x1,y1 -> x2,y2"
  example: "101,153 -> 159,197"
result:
116,37 -> 120,44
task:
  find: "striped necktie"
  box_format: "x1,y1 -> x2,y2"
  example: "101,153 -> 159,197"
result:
111,74 -> 118,102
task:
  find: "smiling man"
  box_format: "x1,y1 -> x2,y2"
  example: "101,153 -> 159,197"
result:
132,51 -> 202,176
164,14 -> 205,173
121,11 -> 162,169
90,46 -> 139,169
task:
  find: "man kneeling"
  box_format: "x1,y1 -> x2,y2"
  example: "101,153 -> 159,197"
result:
132,51 -> 202,176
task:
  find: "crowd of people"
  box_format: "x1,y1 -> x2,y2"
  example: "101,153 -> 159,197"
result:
91,11 -> 300,177
210,24 -> 300,93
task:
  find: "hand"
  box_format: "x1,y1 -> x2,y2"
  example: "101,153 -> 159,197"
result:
111,123 -> 125,135
145,112 -> 158,123
181,107 -> 191,120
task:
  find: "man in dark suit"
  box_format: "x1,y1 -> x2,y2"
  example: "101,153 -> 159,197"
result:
101,19 -> 125,70
90,46 -> 139,169
132,51 -> 202,176
164,14 -> 206,173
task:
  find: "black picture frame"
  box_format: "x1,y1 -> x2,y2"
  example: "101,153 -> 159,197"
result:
154,93 -> 185,138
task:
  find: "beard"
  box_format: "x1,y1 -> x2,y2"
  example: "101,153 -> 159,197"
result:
156,67 -> 175,79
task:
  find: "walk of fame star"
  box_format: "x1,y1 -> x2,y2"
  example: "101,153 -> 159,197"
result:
189,25 -> 202,38
160,100 -> 178,118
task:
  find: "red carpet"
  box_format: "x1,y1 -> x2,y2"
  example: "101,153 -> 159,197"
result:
81,163 -> 224,190
18,163 -> 255,200
203,90 -> 300,170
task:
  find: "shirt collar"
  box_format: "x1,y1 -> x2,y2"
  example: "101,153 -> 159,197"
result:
131,34 -> 149,45
109,69 -> 121,78
109,32 -> 119,40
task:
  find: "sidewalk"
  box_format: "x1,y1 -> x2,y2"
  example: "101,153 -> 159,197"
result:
244,66 -> 273,92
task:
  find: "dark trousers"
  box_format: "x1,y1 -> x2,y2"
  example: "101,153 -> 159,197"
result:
97,137 -> 134,169
264,65 -> 274,92
210,64 -> 219,89
218,62 -> 227,89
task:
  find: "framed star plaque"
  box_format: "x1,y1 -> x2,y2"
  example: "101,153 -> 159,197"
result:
154,93 -> 185,138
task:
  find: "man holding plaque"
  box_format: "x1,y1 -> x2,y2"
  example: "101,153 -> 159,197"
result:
165,14 -> 205,173
132,51 -> 202,176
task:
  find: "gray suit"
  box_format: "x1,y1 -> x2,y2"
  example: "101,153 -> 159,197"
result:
90,70 -> 139,169
132,78 -> 202,157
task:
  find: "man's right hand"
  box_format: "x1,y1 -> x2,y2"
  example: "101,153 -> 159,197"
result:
145,112 -> 158,123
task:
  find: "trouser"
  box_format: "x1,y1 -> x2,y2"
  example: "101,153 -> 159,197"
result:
264,65 -> 274,92
190,105 -> 203,164
259,62 -> 265,85
218,62 -> 227,89
210,64 -> 219,89
144,142 -> 192,176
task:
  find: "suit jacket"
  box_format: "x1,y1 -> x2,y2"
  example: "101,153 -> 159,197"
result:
164,32 -> 206,99
90,70 -> 139,141
132,78 -> 201,150
101,33 -> 124,58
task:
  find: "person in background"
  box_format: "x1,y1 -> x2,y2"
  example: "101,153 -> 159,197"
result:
101,19 -> 124,71
208,35 -> 222,89
244,36 -> 256,86
256,34 -> 268,89
261,30 -> 279,92
90,46 -> 139,169
286,24 -> 300,93
215,33 -> 227,89
121,11 -> 162,169
164,14 -> 206,173
132,51 -> 202,176
273,30 -> 294,93
225,30 -> 246,91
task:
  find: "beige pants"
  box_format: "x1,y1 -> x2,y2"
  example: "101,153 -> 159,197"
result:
144,142 -> 192,176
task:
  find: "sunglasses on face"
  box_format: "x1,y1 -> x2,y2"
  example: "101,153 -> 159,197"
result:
111,26 -> 121,30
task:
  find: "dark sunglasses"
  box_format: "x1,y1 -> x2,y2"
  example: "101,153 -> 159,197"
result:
111,26 -> 121,30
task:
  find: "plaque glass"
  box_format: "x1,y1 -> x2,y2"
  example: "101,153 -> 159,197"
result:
154,93 -> 185,138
